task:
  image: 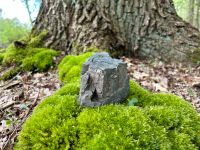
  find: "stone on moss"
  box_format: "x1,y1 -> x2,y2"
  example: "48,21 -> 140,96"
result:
15,52 -> 200,149
79,52 -> 129,107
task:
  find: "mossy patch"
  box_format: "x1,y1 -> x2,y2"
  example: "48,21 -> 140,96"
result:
28,30 -> 48,48
58,52 -> 94,83
15,52 -> 200,149
0,53 -> 4,65
71,44 -> 100,55
0,67 -> 20,80
187,48 -> 200,64
22,49 -> 59,72
0,31 -> 59,80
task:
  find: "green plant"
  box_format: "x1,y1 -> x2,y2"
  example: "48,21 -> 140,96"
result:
54,83 -> 80,96
3,44 -> 27,65
71,44 -> 100,55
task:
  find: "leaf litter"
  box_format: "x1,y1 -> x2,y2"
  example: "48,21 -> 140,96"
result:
0,70 -> 60,150
122,57 -> 200,113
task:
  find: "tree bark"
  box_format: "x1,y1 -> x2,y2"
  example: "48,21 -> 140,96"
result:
32,0 -> 200,62
187,0 -> 195,25
194,0 -> 200,29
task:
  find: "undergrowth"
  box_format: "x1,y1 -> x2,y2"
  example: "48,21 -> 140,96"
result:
15,52 -> 200,150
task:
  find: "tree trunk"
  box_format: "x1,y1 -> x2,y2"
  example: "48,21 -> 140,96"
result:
187,0 -> 195,25
194,0 -> 200,29
32,0 -> 200,62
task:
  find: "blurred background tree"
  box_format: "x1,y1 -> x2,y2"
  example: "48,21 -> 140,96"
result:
20,0 -> 41,24
0,18 -> 29,48
0,0 -> 41,49
174,0 -> 200,29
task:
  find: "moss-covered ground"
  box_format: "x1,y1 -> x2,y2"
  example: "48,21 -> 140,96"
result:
0,31 -> 59,80
15,52 -> 200,150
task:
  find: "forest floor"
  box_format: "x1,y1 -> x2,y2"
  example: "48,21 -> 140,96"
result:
0,56 -> 200,149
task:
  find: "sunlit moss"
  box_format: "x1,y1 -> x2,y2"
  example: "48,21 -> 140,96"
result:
58,52 -> 94,83
22,49 -> 59,72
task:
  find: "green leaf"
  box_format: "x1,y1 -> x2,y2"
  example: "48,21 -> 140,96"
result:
128,98 -> 138,106
6,120 -> 12,126
20,104 -> 28,110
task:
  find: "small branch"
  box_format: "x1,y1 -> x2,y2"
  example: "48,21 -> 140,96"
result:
0,101 -> 15,111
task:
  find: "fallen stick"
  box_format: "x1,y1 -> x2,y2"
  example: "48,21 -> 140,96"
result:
0,101 -> 15,111
2,90 -> 40,150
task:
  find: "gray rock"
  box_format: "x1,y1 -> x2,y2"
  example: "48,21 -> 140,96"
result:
79,52 -> 129,107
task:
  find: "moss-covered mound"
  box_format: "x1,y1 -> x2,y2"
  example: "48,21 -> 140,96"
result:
15,52 -> 200,150
0,32 -> 59,80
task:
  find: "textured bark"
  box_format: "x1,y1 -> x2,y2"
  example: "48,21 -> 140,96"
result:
32,0 -> 200,61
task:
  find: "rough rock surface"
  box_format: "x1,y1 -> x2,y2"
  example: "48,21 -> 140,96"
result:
79,52 -> 129,107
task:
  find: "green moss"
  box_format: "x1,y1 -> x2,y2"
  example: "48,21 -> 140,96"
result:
144,106 -> 200,146
0,31 -> 57,79
128,80 -> 150,99
186,48 -> 200,64
15,95 -> 79,150
28,30 -> 48,48
169,131 -> 198,150
16,52 -> 200,149
71,44 -> 100,55
139,93 -> 196,112
1,43 -> 59,76
0,53 -> 4,65
3,44 -> 27,65
58,52 -> 94,83
22,49 -> 59,72
0,67 -> 20,80
54,83 -> 80,96
77,105 -> 171,149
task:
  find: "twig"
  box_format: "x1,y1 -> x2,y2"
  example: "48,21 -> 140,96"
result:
0,101 -> 15,111
0,80 -> 21,90
0,72 -> 21,88
2,90 -> 40,150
